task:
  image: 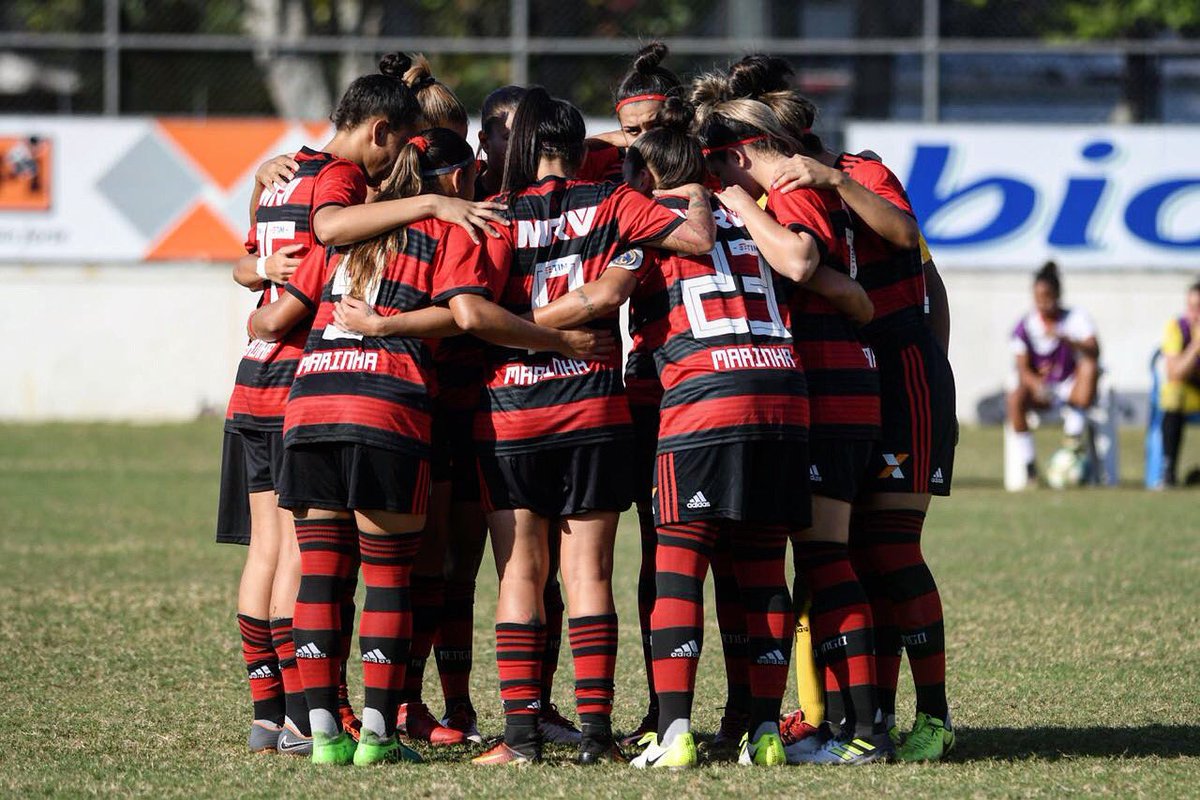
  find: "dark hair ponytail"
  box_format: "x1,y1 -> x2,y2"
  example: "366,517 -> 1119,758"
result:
1035,260 -> 1062,298
500,86 -> 586,198
725,54 -> 823,154
481,85 -> 527,134
331,52 -> 421,131
615,41 -> 682,109
624,97 -> 704,190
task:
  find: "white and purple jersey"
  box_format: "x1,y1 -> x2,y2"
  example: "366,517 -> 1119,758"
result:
1010,307 -> 1096,385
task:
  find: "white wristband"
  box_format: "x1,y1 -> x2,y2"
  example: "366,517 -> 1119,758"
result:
255,256 -> 269,281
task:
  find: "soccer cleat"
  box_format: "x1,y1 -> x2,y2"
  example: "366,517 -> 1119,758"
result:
352,730 -> 423,766
471,741 -> 540,766
784,722 -> 834,764
897,712 -> 955,762
619,707 -> 657,748
538,703 -> 582,744
276,718 -> 313,756
310,731 -> 357,765
779,710 -> 820,746
339,705 -> 362,743
630,732 -> 698,770
248,720 -> 281,753
887,725 -> 903,747
737,731 -> 787,766
398,702 -> 467,746
790,732 -> 894,765
708,708 -> 750,755
442,704 -> 484,745
578,722 -> 626,765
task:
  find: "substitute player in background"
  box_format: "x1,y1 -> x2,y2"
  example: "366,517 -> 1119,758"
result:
1157,280 -> 1200,486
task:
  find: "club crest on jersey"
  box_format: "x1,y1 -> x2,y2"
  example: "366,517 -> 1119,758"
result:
517,207 -> 597,247
609,248 -> 644,270
879,453 -> 909,479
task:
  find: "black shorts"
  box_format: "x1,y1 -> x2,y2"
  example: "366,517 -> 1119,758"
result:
653,439 -> 811,528
430,406 -> 481,502
278,442 -> 431,515
478,441 -> 635,518
216,428 -> 284,545
629,402 -> 660,509
865,336 -> 957,497
808,437 -> 875,503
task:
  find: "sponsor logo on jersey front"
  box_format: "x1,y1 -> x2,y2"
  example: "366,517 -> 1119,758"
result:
879,453 -> 908,479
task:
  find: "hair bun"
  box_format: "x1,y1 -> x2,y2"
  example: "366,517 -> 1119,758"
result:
656,96 -> 694,133
728,54 -> 793,99
633,41 -> 669,75
1038,260 -> 1060,281
378,52 -> 412,78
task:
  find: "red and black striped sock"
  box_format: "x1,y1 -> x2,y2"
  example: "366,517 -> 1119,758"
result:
795,539 -> 879,738
497,622 -> 546,749
850,512 -> 900,726
730,525 -> 793,733
863,509 -> 947,720
269,616 -> 309,735
357,529 -> 421,739
238,614 -> 284,725
635,504 -> 658,713
402,574 -> 444,703
434,577 -> 475,711
337,562 -> 359,720
711,542 -> 751,717
568,613 -> 618,729
651,520 -> 718,736
540,577 -> 565,708
293,517 -> 358,736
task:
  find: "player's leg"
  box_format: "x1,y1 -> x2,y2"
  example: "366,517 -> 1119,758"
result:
537,529 -> 579,743
560,511 -> 622,763
1007,383 -> 1039,479
236,487 -> 286,751
848,509 -> 901,741
780,535 -> 823,745
626,397 -> 662,746
1162,410 -> 1186,486
436,492 -> 486,741
708,541 -> 751,754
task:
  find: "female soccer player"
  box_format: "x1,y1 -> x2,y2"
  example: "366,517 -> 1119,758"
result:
1158,280 -> 1200,486
475,85 -> 526,198
432,87 -> 716,766
402,54 -> 469,138
695,91 -> 895,765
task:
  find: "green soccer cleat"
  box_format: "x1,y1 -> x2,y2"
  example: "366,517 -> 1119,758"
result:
737,731 -> 787,766
630,732 -> 698,770
887,725 -> 903,747
352,730 -> 423,766
897,712 -> 955,762
310,731 -> 358,766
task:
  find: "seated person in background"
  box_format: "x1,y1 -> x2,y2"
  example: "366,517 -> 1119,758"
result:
1007,261 -> 1101,479
1159,280 -> 1200,486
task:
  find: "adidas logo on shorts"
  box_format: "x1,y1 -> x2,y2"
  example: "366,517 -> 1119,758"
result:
932,468 -> 944,485
248,664 -> 276,680
295,642 -> 327,659
671,640 -> 701,659
362,648 -> 391,664
756,648 -> 788,666
685,491 -> 711,510
809,464 -> 822,482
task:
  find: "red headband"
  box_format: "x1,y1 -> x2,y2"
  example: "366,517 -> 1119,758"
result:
409,136 -> 429,154
615,93 -> 668,112
701,135 -> 768,157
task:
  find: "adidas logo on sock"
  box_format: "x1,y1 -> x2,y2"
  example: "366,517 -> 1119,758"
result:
295,642 -> 327,659
809,465 -> 822,482
931,468 -> 944,484
685,491 -> 711,509
670,640 -> 700,659
362,648 -> 391,664
756,648 -> 788,666
248,664 -> 276,680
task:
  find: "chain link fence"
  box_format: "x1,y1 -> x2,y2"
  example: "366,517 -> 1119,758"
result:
2,0 -> 1199,128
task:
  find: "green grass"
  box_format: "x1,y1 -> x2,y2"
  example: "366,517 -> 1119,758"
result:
1,421 -> 1198,797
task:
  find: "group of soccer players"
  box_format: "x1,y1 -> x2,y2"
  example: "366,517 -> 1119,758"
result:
216,43 -> 958,769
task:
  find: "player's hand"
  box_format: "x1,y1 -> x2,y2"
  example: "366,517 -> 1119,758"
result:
264,244 -> 303,284
559,329 -> 615,362
771,155 -> 844,193
434,197 -> 510,244
256,153 -> 299,190
333,296 -> 382,337
716,184 -> 757,215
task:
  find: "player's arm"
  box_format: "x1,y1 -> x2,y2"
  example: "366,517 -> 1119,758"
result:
1014,351 -> 1046,397
719,185 -> 820,283
248,292 -> 309,342
923,250 -> 951,353
532,269 -> 641,329
312,196 -> 510,247
232,244 -> 304,291
249,154 -> 299,220
1072,335 -> 1100,361
771,156 -> 920,249
645,184 -> 716,255
1165,328 -> 1200,381
333,297 -> 461,339
804,266 -> 874,325
447,294 -> 612,361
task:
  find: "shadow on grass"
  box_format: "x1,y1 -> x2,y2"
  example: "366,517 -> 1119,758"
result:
954,725 -> 1200,761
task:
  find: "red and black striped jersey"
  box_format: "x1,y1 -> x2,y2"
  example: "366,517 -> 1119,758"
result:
837,152 -> 926,343
432,176 -> 684,454
226,147 -> 367,432
281,218 -> 445,456
577,140 -> 625,183
625,257 -> 667,410
766,187 -> 880,440
641,195 -> 807,452
430,333 -> 487,413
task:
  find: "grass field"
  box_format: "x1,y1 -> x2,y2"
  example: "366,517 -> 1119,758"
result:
2,420 -> 1199,797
